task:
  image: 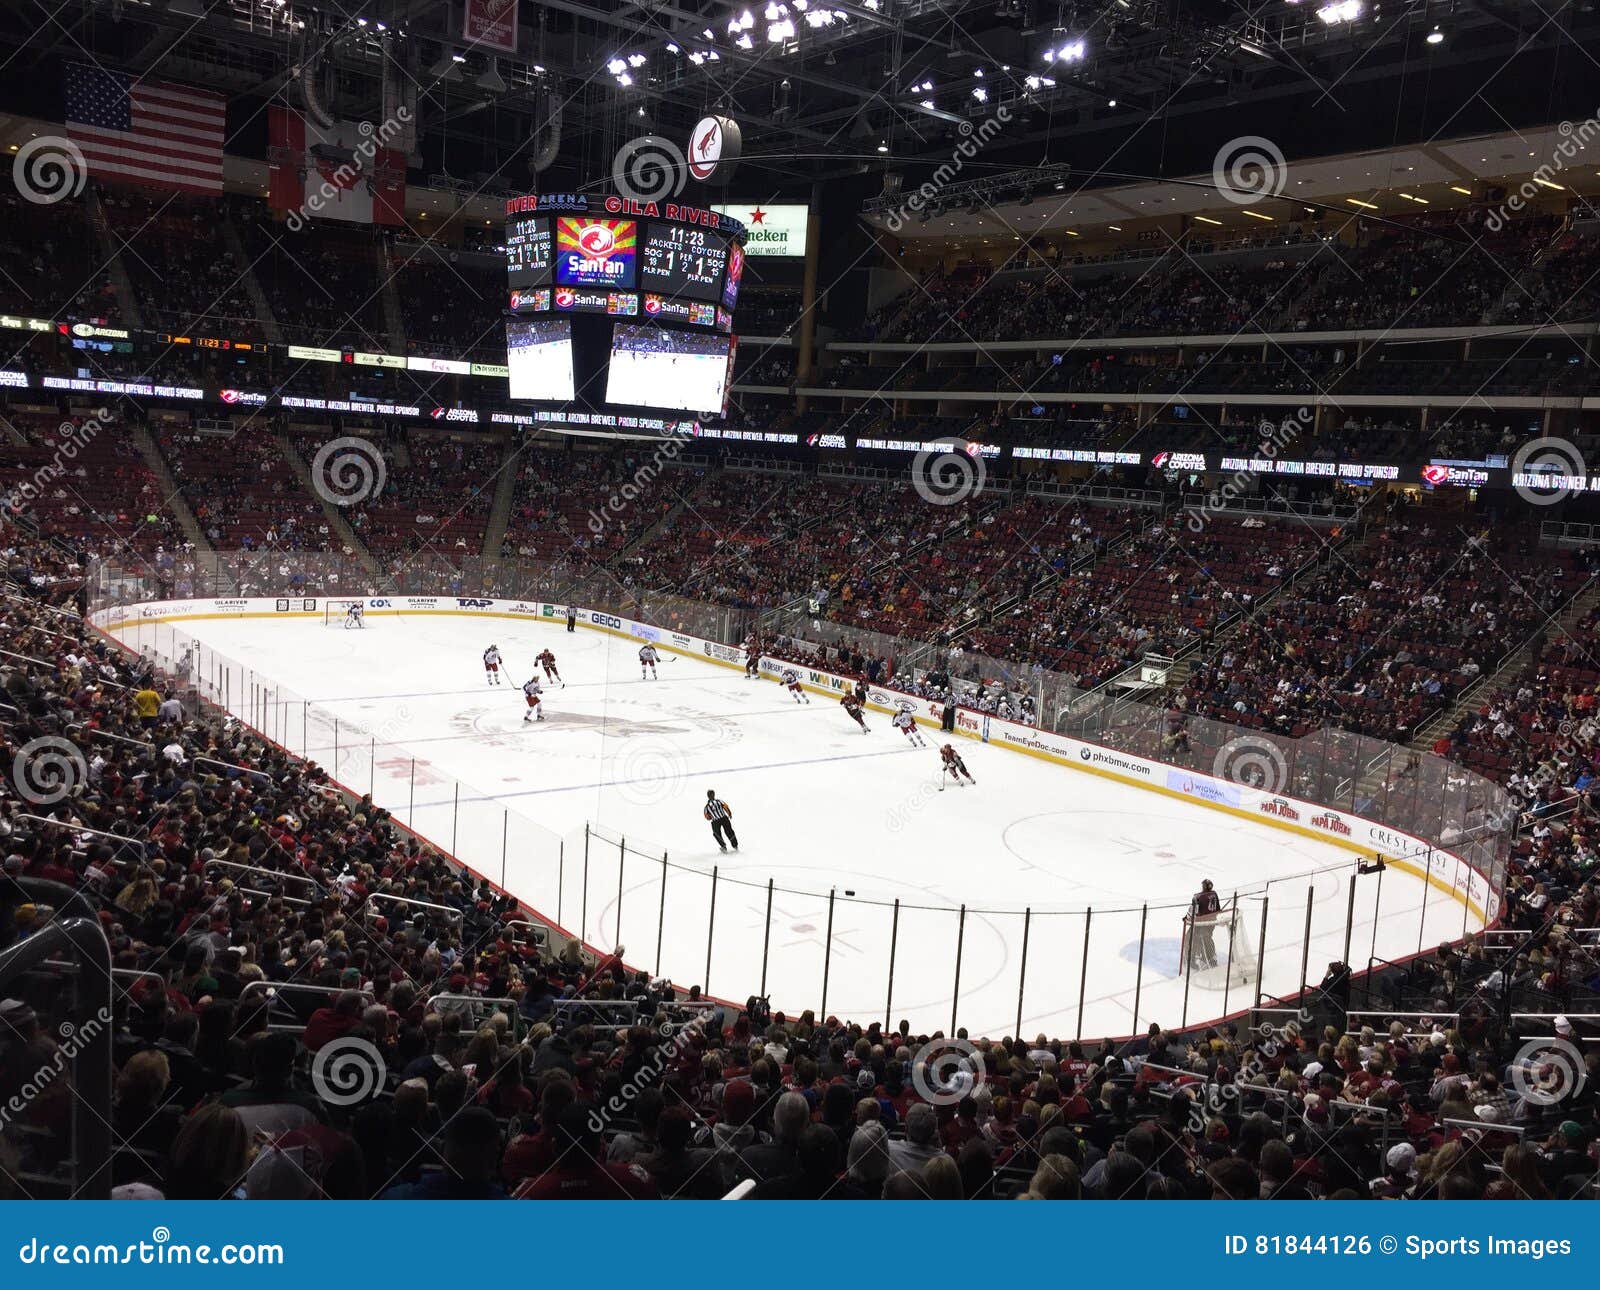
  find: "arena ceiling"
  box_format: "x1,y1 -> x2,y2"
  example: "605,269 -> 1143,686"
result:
1,0 -> 1598,209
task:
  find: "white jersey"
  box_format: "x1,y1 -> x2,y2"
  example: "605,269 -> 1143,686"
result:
484,647 -> 502,667
639,645 -> 659,664
522,679 -> 544,698
345,602 -> 364,619
892,710 -> 915,731
782,668 -> 800,685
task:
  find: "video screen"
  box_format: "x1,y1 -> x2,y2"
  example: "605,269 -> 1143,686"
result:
605,324 -> 730,414
555,217 -> 637,289
506,317 -> 574,403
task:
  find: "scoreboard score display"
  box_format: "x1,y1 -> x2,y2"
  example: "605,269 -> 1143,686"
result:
639,223 -> 728,302
503,193 -> 748,417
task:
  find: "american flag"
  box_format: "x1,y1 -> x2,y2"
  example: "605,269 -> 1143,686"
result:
65,63 -> 225,195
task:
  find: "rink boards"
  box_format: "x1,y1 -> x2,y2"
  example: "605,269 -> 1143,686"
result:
94,592 -> 1501,934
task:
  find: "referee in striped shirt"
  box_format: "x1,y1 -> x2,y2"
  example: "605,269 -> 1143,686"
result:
704,790 -> 738,853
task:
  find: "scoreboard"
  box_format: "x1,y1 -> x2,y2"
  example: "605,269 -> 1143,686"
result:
503,194 -> 747,418
640,223 -> 727,303
505,215 -> 553,289
507,196 -> 745,327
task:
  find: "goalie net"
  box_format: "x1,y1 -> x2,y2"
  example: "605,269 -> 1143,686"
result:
323,599 -> 370,627
1181,896 -> 1258,990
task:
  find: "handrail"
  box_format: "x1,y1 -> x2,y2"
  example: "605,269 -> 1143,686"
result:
0,917 -> 113,1198
0,645 -> 131,689
66,722 -> 152,751
12,814 -> 147,852
1,590 -> 82,620
362,890 -> 465,923
201,857 -> 323,893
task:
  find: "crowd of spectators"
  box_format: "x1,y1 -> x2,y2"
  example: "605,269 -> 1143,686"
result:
1,532 -> 1597,1202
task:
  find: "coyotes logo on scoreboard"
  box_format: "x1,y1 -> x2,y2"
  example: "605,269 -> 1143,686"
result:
555,218 -> 637,288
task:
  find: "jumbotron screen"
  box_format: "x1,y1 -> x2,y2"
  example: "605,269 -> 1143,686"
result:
605,324 -> 730,414
507,199 -> 744,318
503,194 -> 746,416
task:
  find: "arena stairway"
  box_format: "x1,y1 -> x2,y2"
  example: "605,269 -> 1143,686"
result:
85,187 -> 143,329
378,245 -> 408,353
129,423 -> 212,556
478,438 -> 524,562
274,431 -> 382,582
220,219 -> 284,345
1407,567 -> 1600,753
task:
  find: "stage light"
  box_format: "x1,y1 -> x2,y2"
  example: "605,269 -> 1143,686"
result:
1426,27 -> 1444,43
608,57 -> 627,74
1316,0 -> 1360,24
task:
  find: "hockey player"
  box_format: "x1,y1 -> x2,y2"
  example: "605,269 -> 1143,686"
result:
939,743 -> 975,788
537,648 -> 564,686
780,666 -> 809,704
483,644 -> 503,685
892,708 -> 926,747
522,676 -> 546,723
840,689 -> 869,733
744,637 -> 762,680
639,643 -> 660,679
1187,879 -> 1221,969
343,601 -> 365,629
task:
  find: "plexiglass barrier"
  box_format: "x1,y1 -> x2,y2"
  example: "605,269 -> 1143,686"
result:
87,554 -> 1510,1039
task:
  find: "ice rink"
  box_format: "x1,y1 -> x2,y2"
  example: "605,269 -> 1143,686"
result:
114,610 -> 1477,1038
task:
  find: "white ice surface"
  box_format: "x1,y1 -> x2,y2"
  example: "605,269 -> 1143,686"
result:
116,612 -> 1476,1038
